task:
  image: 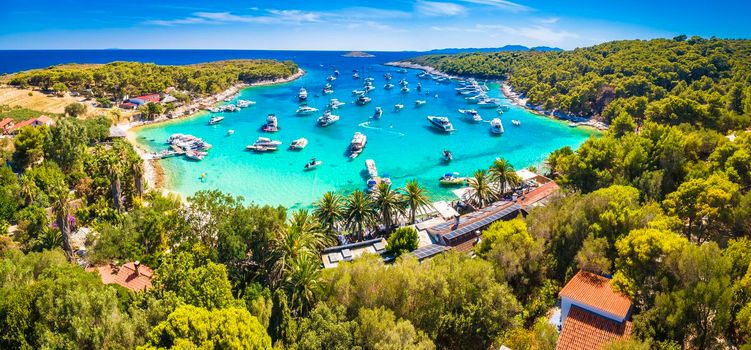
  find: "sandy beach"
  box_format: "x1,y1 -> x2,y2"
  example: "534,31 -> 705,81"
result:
122,68 -> 305,193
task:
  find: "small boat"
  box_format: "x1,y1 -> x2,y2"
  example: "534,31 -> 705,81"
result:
427,116 -> 455,133
511,120 -> 521,126
415,100 -> 426,107
458,109 -> 482,122
208,107 -> 221,113
327,75 -> 337,82
568,122 -> 578,128
323,86 -> 334,94
443,149 -> 453,162
490,118 -> 504,134
261,114 -> 279,133
227,129 -> 235,136
355,95 -> 372,106
401,86 -> 410,94
290,138 -> 308,150
384,73 -> 392,80
334,70 -> 340,76
304,158 -> 323,170
396,68 -> 407,73
439,172 -> 466,185
394,104 -> 404,111
349,132 -> 367,159
352,73 -> 360,79
185,150 -> 207,161
208,116 -> 224,125
328,99 -> 346,109
384,83 -> 395,90
365,159 -> 378,178
399,79 -> 408,86
296,106 -> 319,115
364,77 -> 375,83
246,137 -> 281,152
352,89 -> 366,95
237,100 -> 255,108
364,85 -> 375,93
498,104 -> 511,112
417,72 -> 431,79
477,98 -> 501,109
373,107 -> 383,119
298,87 -> 308,101
317,111 -> 340,126
416,83 -> 422,92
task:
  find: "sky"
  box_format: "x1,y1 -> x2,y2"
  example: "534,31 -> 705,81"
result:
1,0 -> 749,51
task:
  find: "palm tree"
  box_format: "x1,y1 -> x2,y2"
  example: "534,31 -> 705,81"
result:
468,169 -> 495,208
105,153 -> 124,212
51,182 -> 74,261
488,158 -> 519,197
313,191 -> 343,236
343,190 -> 376,241
271,209 -> 326,288
19,175 -> 39,207
402,180 -> 431,224
372,182 -> 406,232
130,155 -> 145,198
284,253 -> 321,316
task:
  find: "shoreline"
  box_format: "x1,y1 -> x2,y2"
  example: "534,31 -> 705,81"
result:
123,68 -> 305,194
387,60 -> 608,132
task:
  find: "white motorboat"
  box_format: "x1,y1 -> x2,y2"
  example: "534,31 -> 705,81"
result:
512,120 -> 521,126
384,73 -> 392,80
373,107 -> 383,119
384,83 -> 395,90
246,137 -> 281,152
364,85 -> 375,93
208,107 -> 221,113
352,73 -> 360,79
399,79 -> 408,86
458,109 -> 482,122
490,118 -> 504,134
227,129 -> 235,135
304,158 -> 323,170
296,106 -> 319,115
327,75 -> 337,81
208,116 -> 224,125
416,82 -> 422,92
261,114 -> 279,132
349,132 -> 367,158
185,150 -> 207,161
317,111 -> 340,126
415,100 -> 426,107
477,98 -> 501,109
394,104 -> 404,111
352,89 -> 366,95
237,100 -> 255,108
290,137 -> 308,150
498,104 -> 512,112
298,87 -> 308,101
427,116 -> 455,133
355,95 -> 372,105
328,99 -> 345,109
334,70 -> 340,76
401,86 -> 410,94
323,86 -> 334,94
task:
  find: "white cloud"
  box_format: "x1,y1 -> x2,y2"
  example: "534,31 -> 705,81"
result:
459,0 -> 531,12
415,1 -> 467,16
539,17 -> 559,24
476,24 -> 578,43
144,17 -> 208,26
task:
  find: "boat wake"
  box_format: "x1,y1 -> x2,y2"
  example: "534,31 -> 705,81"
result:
358,121 -> 406,137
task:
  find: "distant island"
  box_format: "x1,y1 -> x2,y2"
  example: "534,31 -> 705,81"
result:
424,45 -> 562,55
342,51 -> 375,58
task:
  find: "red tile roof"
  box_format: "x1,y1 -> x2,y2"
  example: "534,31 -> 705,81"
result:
556,306 -> 633,350
134,94 -> 161,103
0,118 -> 12,130
7,115 -> 54,133
560,271 -> 632,319
520,181 -> 559,208
90,262 -> 153,292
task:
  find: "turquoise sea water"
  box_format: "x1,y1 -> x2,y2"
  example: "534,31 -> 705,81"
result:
133,57 -> 595,209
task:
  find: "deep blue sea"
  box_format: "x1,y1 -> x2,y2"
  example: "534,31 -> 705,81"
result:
0,50 -> 595,208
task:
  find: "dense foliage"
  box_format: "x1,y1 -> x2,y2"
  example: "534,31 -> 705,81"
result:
409,37 -> 751,131
4,59 -> 300,98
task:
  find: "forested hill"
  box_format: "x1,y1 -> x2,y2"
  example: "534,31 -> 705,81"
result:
2,59 -> 300,98
406,37 -> 751,129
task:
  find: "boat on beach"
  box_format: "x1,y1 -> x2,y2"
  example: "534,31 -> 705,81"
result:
261,114 -> 279,132
208,116 -> 225,125
427,116 -> 455,133
290,137 -> 308,150
349,132 -> 367,159
490,118 -> 504,134
458,109 -> 482,122
296,106 -> 319,115
317,110 -> 340,126
439,172 -> 466,185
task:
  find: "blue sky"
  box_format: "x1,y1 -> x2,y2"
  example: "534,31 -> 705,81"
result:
1,0 -> 749,50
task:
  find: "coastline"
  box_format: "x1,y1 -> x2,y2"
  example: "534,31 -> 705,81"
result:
386,60 -> 607,132
123,68 -> 305,194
